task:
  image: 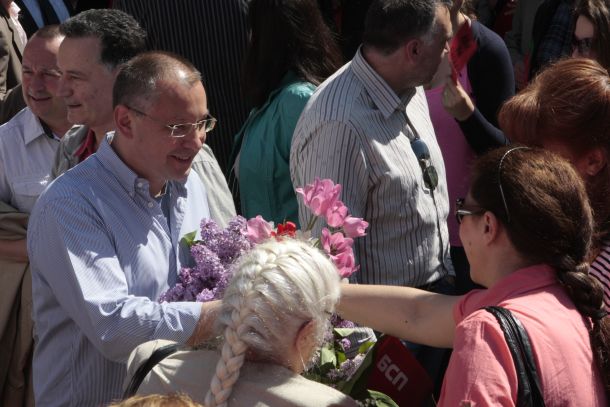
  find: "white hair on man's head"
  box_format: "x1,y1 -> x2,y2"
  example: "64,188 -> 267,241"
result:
204,238 -> 341,407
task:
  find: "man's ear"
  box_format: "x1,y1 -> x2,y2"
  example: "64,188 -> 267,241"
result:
114,105 -> 134,139
403,38 -> 422,64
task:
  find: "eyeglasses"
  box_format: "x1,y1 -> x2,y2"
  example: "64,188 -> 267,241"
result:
126,105 -> 217,138
455,198 -> 484,224
411,137 -> 438,191
572,36 -> 594,56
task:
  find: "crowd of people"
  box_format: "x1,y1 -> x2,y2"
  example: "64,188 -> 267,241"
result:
0,0 -> 609,406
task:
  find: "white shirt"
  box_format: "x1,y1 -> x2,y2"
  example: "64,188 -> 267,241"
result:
0,107 -> 60,213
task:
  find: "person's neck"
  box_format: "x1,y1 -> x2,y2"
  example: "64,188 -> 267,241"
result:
91,122 -> 115,151
482,249 -> 534,288
362,46 -> 416,97
42,118 -> 72,139
111,135 -> 166,198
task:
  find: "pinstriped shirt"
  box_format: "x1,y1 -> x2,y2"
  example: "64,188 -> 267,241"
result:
28,135 -> 209,407
290,49 -> 453,287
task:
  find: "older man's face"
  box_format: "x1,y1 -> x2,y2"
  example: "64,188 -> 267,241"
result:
57,36 -> 115,130
21,35 -> 67,125
126,78 -> 210,187
417,5 -> 453,86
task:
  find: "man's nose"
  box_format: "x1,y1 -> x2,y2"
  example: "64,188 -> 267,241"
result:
180,126 -> 205,150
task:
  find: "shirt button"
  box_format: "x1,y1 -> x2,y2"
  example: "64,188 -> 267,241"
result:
137,182 -> 143,188
147,202 -> 154,208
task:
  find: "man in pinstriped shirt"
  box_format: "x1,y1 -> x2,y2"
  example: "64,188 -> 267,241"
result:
28,53 -> 220,407
291,0 -> 455,390
292,0 -> 454,288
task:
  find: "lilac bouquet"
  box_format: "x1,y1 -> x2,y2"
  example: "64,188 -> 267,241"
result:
158,178 -> 374,390
159,217 -> 252,303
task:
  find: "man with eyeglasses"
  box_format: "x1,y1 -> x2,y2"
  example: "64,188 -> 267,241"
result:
27,51 -> 222,407
291,0 -> 455,389
52,9 -> 235,227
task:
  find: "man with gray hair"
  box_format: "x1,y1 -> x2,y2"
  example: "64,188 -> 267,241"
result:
28,51 -> 220,407
292,0 -> 454,288
290,0 -> 454,388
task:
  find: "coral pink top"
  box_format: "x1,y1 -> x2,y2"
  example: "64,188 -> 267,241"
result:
439,264 -> 607,406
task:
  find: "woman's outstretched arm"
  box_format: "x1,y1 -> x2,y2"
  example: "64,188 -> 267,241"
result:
337,284 -> 461,348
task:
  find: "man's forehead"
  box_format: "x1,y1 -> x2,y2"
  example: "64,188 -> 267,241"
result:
59,36 -> 103,63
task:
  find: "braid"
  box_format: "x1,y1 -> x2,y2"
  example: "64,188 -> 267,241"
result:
204,256 -> 269,407
203,239 -> 341,406
555,258 -> 610,393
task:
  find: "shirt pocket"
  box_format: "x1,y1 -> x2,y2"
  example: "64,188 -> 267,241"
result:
11,174 -> 51,213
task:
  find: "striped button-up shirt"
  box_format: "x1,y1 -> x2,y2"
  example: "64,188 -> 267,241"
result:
291,49 -> 453,287
28,135 -> 210,407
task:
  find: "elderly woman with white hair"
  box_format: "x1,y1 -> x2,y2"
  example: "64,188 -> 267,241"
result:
123,239 -> 357,407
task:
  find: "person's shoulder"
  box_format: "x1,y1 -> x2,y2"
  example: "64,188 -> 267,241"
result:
268,369 -> 359,406
0,107 -> 35,138
472,20 -> 510,52
281,79 -> 316,96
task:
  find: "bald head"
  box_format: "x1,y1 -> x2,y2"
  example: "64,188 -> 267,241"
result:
113,51 -> 203,110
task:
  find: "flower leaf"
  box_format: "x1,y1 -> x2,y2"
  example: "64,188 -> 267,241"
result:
320,345 -> 337,367
180,230 -> 198,247
334,328 -> 356,337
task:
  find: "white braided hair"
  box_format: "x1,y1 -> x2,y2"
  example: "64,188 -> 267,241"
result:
203,238 -> 341,407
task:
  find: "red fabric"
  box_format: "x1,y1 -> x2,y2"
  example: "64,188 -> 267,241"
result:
365,336 -> 433,406
450,22 -> 477,83
74,129 -> 97,163
492,0 -> 518,38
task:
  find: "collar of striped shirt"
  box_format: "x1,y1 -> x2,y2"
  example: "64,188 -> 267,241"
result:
351,47 -> 417,119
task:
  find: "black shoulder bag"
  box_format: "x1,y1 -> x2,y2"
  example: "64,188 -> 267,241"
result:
484,306 -> 547,407
122,343 -> 181,399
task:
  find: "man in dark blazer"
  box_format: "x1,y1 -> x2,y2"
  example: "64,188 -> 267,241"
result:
14,0 -> 73,37
0,1 -> 26,123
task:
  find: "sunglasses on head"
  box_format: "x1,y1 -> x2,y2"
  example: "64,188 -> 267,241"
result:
411,137 -> 439,191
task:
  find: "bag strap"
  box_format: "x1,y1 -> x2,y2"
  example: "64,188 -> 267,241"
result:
484,306 -> 546,407
122,343 -> 181,399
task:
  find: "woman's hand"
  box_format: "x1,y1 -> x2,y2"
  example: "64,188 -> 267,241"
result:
442,79 -> 475,121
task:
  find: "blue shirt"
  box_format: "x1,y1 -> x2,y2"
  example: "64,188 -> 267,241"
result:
28,134 -> 210,407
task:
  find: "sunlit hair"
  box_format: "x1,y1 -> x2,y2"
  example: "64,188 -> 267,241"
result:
113,51 -> 202,110
242,0 -> 342,109
575,0 -> 610,70
498,58 -> 610,244
204,239 -> 341,407
470,147 -> 610,394
109,393 -> 203,407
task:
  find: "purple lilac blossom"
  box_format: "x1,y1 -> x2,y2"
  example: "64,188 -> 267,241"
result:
159,217 -> 255,303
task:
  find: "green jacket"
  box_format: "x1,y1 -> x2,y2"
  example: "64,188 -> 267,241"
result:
231,73 -> 315,226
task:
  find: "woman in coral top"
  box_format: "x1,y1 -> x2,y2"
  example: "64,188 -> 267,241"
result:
499,58 -> 610,311
338,147 -> 609,405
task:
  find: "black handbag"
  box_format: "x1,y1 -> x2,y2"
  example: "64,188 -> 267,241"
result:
484,306 -> 547,407
122,343 -> 180,399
